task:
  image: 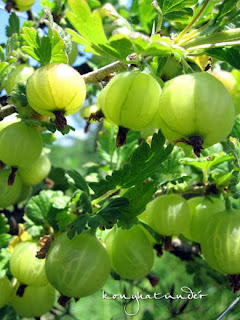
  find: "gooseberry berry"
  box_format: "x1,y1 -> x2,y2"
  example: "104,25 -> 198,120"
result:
155,72 -> 235,155
0,276 -> 12,308
141,194 -> 191,236
97,70 -> 162,130
45,231 -> 110,298
104,225 -> 154,280
12,283 -> 55,317
26,63 -> 86,117
183,196 -> 225,243
0,169 -> 22,208
10,241 -> 48,286
201,210 -> 240,274
212,70 -> 240,114
0,113 -> 19,131
19,154 -> 51,185
3,64 -> 34,94
0,122 -> 42,168
3,0 -> 35,11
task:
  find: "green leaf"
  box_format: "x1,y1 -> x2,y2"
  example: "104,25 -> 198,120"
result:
26,190 -> 64,225
0,305 -> 18,320
158,0 -> 198,21
206,48 -> 240,69
0,214 -> 10,248
66,0 -> 107,46
5,33 -> 20,60
108,34 -> 134,61
90,131 -> 173,197
65,170 -> 90,195
6,13 -> 20,37
231,114 -> 240,139
139,0 -> 157,33
155,147 -> 187,185
21,27 -> 51,64
133,35 -> 186,59
78,192 -> 92,213
67,214 -> 89,239
121,181 -> 157,218
0,248 -> 11,278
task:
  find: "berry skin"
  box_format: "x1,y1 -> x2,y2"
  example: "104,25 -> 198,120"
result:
183,196 -> 225,243
45,231 -> 111,298
212,70 -> 240,115
10,241 -> 48,286
0,170 -> 22,208
155,72 -> 235,152
0,276 -> 12,308
141,194 -> 191,236
3,64 -> 34,94
26,63 -> 86,117
12,283 -> 55,317
19,154 -> 51,185
201,210 -> 240,274
0,122 -> 43,168
104,225 -> 154,280
3,0 -> 35,11
98,70 -> 162,130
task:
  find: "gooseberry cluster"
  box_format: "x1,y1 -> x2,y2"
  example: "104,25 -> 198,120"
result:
0,117 -> 51,209
97,70 -> 236,155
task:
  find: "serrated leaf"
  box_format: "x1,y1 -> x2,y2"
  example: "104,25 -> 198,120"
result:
26,190 -> 63,225
139,0 -> 157,33
78,192 -> 92,213
206,47 -> 240,69
158,0 -> 198,21
67,214 -> 89,239
121,182 -> 156,218
6,13 -> 20,37
66,0 -> 107,45
65,170 -> 90,195
90,131 -> 173,197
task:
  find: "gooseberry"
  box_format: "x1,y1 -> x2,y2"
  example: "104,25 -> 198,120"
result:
19,154 -> 51,185
45,231 -> 110,298
10,241 -> 48,286
3,0 -> 35,11
12,283 -> 55,317
97,70 -> 162,130
201,210 -> 240,274
212,70 -> 240,114
104,225 -> 154,280
26,63 -> 86,117
141,194 -> 191,236
155,72 -> 235,155
0,122 -> 42,168
183,196 -> 225,243
0,276 -> 12,308
3,64 -> 34,94
0,169 -> 22,208
0,113 -> 19,131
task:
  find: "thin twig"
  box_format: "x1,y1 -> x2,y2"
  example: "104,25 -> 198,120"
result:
0,105 -> 16,121
83,60 -> 128,84
216,296 -> 240,320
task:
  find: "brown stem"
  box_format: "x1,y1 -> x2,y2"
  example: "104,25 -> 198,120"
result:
5,0 -> 15,12
0,105 -> 16,121
54,110 -> 67,131
0,161 -> 6,170
8,167 -> 18,186
116,126 -> 129,147
16,283 -> 27,297
58,295 -> 71,307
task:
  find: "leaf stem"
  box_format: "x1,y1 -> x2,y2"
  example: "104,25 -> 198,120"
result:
183,28 -> 240,49
152,0 -> 163,33
176,0 -> 211,43
91,189 -> 119,206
